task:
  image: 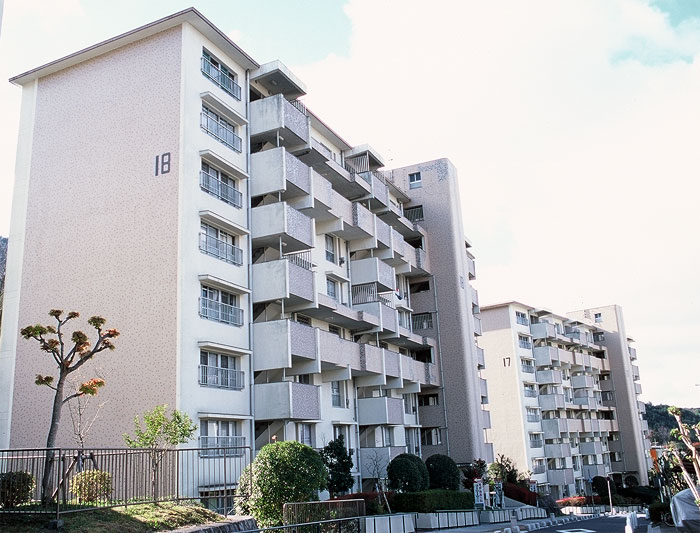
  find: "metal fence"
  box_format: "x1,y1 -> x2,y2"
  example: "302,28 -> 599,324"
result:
283,499 -> 365,525
0,446 -> 251,518
249,516 -> 364,533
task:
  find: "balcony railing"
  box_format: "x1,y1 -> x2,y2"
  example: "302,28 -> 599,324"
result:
200,298 -> 244,326
201,113 -> 242,152
351,283 -> 395,308
529,438 -> 544,449
199,233 -> 243,265
404,206 -> 424,223
200,171 -> 243,208
201,56 -> 242,100
527,414 -> 541,422
199,435 -> 246,457
289,99 -> 307,116
532,464 -> 546,474
284,250 -> 313,271
524,389 -> 538,398
199,365 -> 245,390
412,313 -> 433,330
521,364 -> 536,374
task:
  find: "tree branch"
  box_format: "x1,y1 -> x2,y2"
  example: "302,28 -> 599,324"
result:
62,392 -> 83,405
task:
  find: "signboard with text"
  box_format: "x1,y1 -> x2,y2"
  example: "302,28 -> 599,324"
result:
473,478 -> 485,509
494,479 -> 504,509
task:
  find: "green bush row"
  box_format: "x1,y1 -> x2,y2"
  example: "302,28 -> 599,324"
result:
392,489 -> 474,513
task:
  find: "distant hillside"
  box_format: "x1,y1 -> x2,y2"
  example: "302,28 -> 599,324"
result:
645,402 -> 700,443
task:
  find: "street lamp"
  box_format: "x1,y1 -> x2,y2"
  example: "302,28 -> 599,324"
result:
606,476 -> 614,514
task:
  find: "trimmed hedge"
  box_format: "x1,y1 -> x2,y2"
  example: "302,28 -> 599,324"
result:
392,489 -> 474,513
0,471 -> 35,508
333,491 -> 395,515
72,470 -> 112,503
425,454 -> 460,490
388,456 -> 424,493
396,454 -> 429,490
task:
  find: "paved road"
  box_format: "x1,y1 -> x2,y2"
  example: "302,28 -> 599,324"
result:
527,515 -> 649,533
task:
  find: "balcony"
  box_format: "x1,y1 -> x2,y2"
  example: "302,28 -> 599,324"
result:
412,313 -> 434,331
467,255 -> 476,280
252,255 -> 314,305
199,233 -> 243,266
634,382 -> 643,395
473,315 -> 483,336
358,397 -> 405,426
318,328 -> 362,370
521,363 -> 536,374
545,443 -> 572,458
539,393 -> 565,410
355,171 -> 390,208
629,346 -> 637,360
534,346 -> 569,367
638,401 -> 646,414
351,258 -> 395,292
598,419 -> 618,432
482,410 -> 492,429
571,375 -> 595,389
251,202 -> 314,252
632,364 -> 640,381
530,322 -> 556,340
412,246 -> 430,276
252,319 -> 317,371
201,56 -> 242,100
477,346 -> 485,368
200,298 -> 244,326
200,170 -> 243,208
201,112 -> 242,152
254,381 -> 320,420
542,419 -> 568,437
582,464 -> 607,478
480,378 -> 488,400
536,369 -> 562,384
250,94 -> 309,148
250,147 -> 311,199
529,437 -> 544,449
199,365 -> 245,390
579,441 -> 603,455
199,436 -> 246,457
547,468 -> 574,486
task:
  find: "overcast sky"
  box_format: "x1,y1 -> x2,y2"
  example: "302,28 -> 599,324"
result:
0,0 -> 698,407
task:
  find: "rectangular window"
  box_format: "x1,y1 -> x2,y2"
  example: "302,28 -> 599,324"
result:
200,419 -> 243,456
421,427 -> 441,446
418,393 -> 439,406
297,423 -> 313,446
297,374 -> 311,384
521,359 -> 535,374
200,161 -> 242,207
325,235 -> 336,263
199,350 -> 243,390
331,380 -> 345,408
593,332 -> 605,343
529,433 -> 543,448
411,312 -> 433,330
200,285 -> 243,326
408,172 -> 422,189
518,335 -> 532,349
329,324 -> 342,337
200,221 -> 242,265
201,49 -> 241,100
403,205 -> 424,222
403,394 -> 415,414
516,311 -> 529,326
383,426 -> 393,446
526,407 -> 540,422
326,278 -> 338,300
524,383 -> 537,397
201,104 -> 241,152
295,314 -> 311,326
594,313 -> 602,323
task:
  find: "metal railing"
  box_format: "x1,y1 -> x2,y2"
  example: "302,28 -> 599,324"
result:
526,414 -> 541,422
199,233 -> 243,265
201,56 -> 242,100
289,99 -> 307,116
403,206 -> 424,223
529,439 -> 544,449
378,293 -> 395,309
246,516 -> 364,533
411,313 -> 433,330
351,283 -> 378,305
199,437 -> 246,457
521,364 -> 535,374
199,365 -> 245,390
200,113 -> 242,152
199,298 -> 244,326
532,464 -> 546,474
0,446 -> 251,517
200,171 -> 243,208
524,389 -> 538,398
284,250 -> 313,271
283,499 -> 365,526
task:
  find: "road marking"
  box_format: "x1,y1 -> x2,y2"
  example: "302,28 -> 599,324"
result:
556,530 -> 596,533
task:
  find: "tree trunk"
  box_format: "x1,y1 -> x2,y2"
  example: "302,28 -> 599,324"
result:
41,372 -> 66,505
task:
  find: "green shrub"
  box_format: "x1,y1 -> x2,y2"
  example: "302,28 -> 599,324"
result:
618,485 -> 659,504
71,470 -> 112,503
592,476 -> 616,496
425,454 -> 460,490
0,471 -> 35,508
392,489 -> 474,512
387,457 -> 423,493
333,491 -> 395,515
235,441 -> 327,527
393,454 -> 429,490
649,501 -> 670,522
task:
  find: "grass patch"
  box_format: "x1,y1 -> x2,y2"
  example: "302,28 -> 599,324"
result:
0,501 -> 225,532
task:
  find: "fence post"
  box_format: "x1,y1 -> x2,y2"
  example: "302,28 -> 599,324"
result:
176,448 -> 180,504
55,448 -> 61,523
223,446 -> 228,515
123,450 -> 128,509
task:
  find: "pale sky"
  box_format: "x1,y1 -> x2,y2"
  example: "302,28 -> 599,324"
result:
0,1 -> 698,407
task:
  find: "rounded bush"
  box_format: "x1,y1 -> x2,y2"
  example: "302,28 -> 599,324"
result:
387,456 -> 423,493
235,441 -> 327,527
72,470 -> 113,503
0,471 -> 35,508
395,453 -> 429,490
425,454 -> 460,490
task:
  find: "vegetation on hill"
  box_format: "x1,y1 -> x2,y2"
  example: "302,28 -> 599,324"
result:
645,403 -> 700,443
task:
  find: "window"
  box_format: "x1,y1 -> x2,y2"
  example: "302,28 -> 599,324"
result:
326,278 -> 338,301
411,312 -> 433,330
297,374 -> 311,384
331,381 -> 346,408
295,314 -> 311,326
593,332 -> 605,343
200,488 -> 236,515
419,394 -> 439,406
201,105 -> 241,152
200,419 -> 243,456
201,49 -> 241,100
594,313 -> 602,323
521,359 -> 535,373
200,161 -> 242,207
421,427 -> 441,446
524,383 -> 537,397
532,459 -> 546,474
516,311 -> 529,326
329,324 -> 342,337
325,235 -> 336,263
526,407 -> 540,422
199,351 -> 243,390
297,423 -> 313,446
200,285 -> 243,326
518,335 -> 532,350
383,426 -> 393,446
410,281 -> 430,294
408,172 -> 422,189
403,393 -> 416,415
529,433 -> 543,448
200,222 -> 242,265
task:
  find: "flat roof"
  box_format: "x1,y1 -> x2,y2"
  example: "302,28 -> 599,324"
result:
10,7 -> 259,86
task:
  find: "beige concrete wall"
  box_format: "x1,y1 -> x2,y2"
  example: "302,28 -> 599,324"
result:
8,27 -> 183,448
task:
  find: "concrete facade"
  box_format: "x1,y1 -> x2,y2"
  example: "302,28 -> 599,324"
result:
0,7 -> 490,497
481,302 -> 650,500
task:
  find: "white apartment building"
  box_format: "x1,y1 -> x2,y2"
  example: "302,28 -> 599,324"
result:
0,8 -> 490,494
481,302 -> 648,499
